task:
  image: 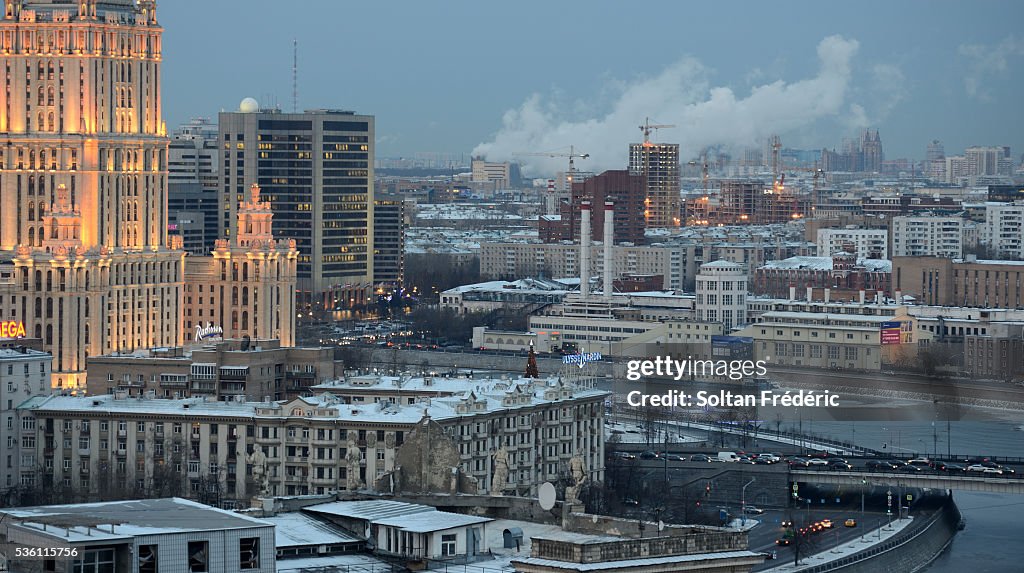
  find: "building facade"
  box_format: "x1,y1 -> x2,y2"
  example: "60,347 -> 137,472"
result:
184,183 -> 298,347
695,261 -> 748,330
218,107 -> 375,314
1,346 -> 49,489
372,197 -> 405,292
168,117 -> 220,254
629,143 -> 680,228
543,170 -> 646,246
86,338 -> 338,401
816,227 -> 888,259
982,202 -> 1024,260
891,216 -> 964,258
17,375 -> 606,504
891,256 -> 1024,308
0,0 -> 184,390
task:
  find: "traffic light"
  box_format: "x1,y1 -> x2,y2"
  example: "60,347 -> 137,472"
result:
705,482 -> 711,497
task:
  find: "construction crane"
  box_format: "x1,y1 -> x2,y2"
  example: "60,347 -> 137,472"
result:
638,118 -> 677,225
639,117 -> 675,147
513,145 -> 590,185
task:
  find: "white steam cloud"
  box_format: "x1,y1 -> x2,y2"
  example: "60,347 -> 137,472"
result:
959,35 -> 1024,101
473,35 -> 861,176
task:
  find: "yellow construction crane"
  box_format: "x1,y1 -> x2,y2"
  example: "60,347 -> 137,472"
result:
513,145 -> 590,186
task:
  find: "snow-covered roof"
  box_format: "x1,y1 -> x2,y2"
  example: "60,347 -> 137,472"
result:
262,512 -> 361,548
701,260 -> 744,269
304,500 -> 434,522
374,510 -> 491,533
276,553 -> 390,573
512,550 -> 764,571
759,256 -> 892,272
0,498 -> 271,542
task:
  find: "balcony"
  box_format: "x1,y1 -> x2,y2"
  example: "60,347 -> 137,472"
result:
285,456 -> 308,463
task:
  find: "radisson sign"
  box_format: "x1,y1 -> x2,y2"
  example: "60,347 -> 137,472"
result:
194,322 -> 224,342
0,320 -> 27,339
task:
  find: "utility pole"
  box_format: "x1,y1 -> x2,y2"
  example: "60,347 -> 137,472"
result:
741,478 -> 755,526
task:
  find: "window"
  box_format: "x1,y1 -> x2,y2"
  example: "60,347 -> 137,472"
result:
239,537 -> 259,569
441,534 -> 457,556
138,545 -> 158,573
188,540 -> 209,572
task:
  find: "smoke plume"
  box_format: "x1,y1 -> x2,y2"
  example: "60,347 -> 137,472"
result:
473,36 -> 861,176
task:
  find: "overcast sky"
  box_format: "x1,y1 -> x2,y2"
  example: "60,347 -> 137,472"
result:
160,1 -> 1024,173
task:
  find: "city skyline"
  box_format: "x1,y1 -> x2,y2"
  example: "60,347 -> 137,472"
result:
159,1 -> 1024,172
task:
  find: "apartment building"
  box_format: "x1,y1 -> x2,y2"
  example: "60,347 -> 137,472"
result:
16,375 -> 606,505
891,216 -> 964,258
1,346 -> 50,489
85,339 -> 339,401
815,227 -> 888,259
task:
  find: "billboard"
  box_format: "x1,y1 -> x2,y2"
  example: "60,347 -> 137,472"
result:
0,320 -> 26,340
880,321 -> 902,345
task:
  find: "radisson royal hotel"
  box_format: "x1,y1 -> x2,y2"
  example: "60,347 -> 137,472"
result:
0,1 -> 296,389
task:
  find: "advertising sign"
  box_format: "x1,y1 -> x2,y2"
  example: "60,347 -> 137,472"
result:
880,321 -> 902,345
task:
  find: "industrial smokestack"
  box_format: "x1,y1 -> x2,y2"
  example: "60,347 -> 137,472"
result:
895,290 -> 902,305
604,202 -> 614,300
580,202 -> 591,298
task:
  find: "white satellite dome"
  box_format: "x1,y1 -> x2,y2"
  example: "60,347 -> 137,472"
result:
239,97 -> 259,113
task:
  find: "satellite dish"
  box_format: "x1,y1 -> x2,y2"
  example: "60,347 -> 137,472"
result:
538,482 -> 556,510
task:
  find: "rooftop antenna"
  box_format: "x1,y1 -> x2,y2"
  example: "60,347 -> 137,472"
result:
292,39 -> 298,113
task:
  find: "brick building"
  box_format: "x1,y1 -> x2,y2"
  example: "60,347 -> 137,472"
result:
753,253 -> 891,299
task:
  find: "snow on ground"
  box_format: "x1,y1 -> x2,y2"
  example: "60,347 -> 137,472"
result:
762,516 -> 914,572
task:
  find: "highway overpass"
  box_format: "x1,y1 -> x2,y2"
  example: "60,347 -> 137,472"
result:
791,468 -> 1024,494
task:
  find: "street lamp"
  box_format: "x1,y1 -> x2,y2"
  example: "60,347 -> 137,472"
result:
741,478 -> 755,526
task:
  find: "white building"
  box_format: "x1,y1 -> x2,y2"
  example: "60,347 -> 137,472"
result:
891,216 -> 964,258
983,202 -> 1024,259
17,375 -> 606,503
0,345 -> 50,489
0,497 -> 275,573
471,159 -> 511,188
816,227 -> 888,259
695,261 -> 748,330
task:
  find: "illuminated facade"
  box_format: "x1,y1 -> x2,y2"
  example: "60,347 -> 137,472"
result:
0,0 -> 183,390
628,142 -> 680,228
184,183 -> 298,346
218,108 -> 375,315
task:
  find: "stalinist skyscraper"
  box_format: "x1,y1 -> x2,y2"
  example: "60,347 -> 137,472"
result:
0,0 -> 183,390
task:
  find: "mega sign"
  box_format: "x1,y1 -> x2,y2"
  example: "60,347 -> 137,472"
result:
562,351 -> 602,368
0,320 -> 26,339
194,322 -> 224,342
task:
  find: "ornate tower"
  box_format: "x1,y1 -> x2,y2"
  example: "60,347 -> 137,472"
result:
0,1 -> 183,389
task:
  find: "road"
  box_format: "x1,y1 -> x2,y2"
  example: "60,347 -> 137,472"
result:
747,507 -> 901,571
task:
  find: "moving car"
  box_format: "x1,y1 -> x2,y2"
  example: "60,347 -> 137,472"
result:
787,457 -> 810,467
640,450 -> 658,460
820,519 -> 834,529
717,451 -> 740,462
775,538 -> 791,546
743,506 -> 765,515
866,460 -> 898,471
935,462 -> 966,472
807,458 -> 830,466
829,461 -> 853,470
845,519 -> 857,527
690,454 -> 713,462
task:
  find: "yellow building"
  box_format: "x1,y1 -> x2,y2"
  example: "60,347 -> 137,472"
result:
184,183 -> 297,346
0,1 -> 181,389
